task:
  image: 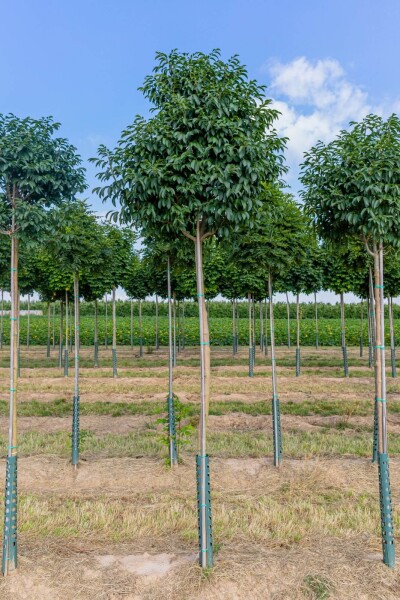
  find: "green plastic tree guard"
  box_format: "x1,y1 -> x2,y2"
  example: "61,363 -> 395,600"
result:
272,395 -> 283,466
196,455 -> 213,568
112,348 -> 117,377
72,395 -> 80,466
378,452 -> 396,567
64,348 -> 69,377
167,394 -> 178,465
372,398 -> 378,464
342,346 -> 349,377
295,348 -> 300,377
2,455 -> 17,574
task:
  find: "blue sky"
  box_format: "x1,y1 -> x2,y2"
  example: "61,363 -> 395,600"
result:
2,1 -> 399,301
2,0 -> 400,212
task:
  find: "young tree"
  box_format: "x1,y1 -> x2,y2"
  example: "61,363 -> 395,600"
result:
301,113 -> 400,568
47,200 -> 104,468
92,49 -> 286,568
0,114 -> 86,574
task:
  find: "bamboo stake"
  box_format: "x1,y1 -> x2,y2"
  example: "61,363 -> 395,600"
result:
26,293 -> 30,349
58,300 -> 63,369
286,291 -> 291,348
340,292 -> 349,377
139,298 -> 143,358
130,298 -> 134,350
64,290 -> 69,377
105,293 -> 108,349
94,299 -> 99,368
314,291 -> 319,349
46,302 -> 51,358
155,295 -> 159,350
112,287 -> 117,377
296,293 -> 300,377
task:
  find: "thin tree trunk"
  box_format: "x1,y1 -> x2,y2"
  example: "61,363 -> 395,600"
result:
194,221 -> 212,569
259,300 -> 263,352
182,300 -> 185,350
69,301 -> 73,353
2,206 -> 19,574
264,296 -> 269,356
46,302 -> 51,357
167,257 -> 177,466
248,292 -> 253,377
155,295 -> 159,350
389,296 -> 396,378
269,271 -> 282,467
64,290 -> 69,377
173,292 -> 176,365
112,287 -> 117,377
232,299 -> 236,355
25,293 -> 30,349
72,273 -> 80,467
59,300 -> 63,369
296,293 -> 300,377
105,293 -> 108,349
94,298 -> 99,368
360,299 -> 364,357
139,298 -> 143,357
314,291 -> 319,350
286,291 -> 291,348
340,292 -> 348,377
130,298 -> 134,350
374,243 -> 395,567
52,303 -> 55,349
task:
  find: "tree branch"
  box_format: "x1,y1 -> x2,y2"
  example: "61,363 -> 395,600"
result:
181,229 -> 196,242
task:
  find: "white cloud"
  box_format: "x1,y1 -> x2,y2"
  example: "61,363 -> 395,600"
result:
265,57 -> 399,188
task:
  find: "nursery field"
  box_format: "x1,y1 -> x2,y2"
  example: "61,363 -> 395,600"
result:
2,315 -> 400,347
0,345 -> 399,599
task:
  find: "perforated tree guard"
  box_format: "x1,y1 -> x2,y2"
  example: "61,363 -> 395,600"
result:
167,394 -> 178,465
391,348 -> 396,379
378,452 -> 396,567
372,398 -> 378,464
196,455 -> 214,568
64,349 -> 69,377
72,395 -> 80,466
112,348 -> 117,377
272,395 -> 282,466
342,346 -> 349,377
2,455 -> 17,574
248,347 -> 254,378
94,342 -> 99,367
296,348 -> 300,377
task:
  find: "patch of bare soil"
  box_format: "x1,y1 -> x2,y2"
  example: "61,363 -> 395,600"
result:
1,536 -> 399,600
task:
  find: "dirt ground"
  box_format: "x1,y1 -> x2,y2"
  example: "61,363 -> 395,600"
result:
0,345 -> 399,599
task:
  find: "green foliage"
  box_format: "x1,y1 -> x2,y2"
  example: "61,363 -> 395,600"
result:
92,49 -> 286,239
301,113 -> 400,249
157,395 -> 195,461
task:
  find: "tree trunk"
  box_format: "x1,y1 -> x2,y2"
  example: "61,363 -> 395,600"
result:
340,292 -> 348,377
72,273 -> 80,467
296,293 -> 300,377
194,221 -> 212,569
167,257 -> 177,466
182,300 -> 185,351
389,296 -> 396,378
259,300 -> 263,352
360,299 -> 364,357
369,266 -> 376,370
59,300 -> 64,369
155,295 -> 159,350
269,271 -> 282,467
46,302 -> 51,357
173,292 -> 176,366
232,299 -> 236,355
94,298 -> 99,368
130,299 -> 134,350
264,297 -> 268,356
2,218 -> 19,574
64,290 -> 69,377
139,298 -> 143,357
105,293 -> 108,349
314,291 -> 319,350
112,287 -> 117,376
52,302 -> 56,349
286,291 -> 291,348
373,243 -> 395,567
26,293 -> 31,349
248,292 -> 253,377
